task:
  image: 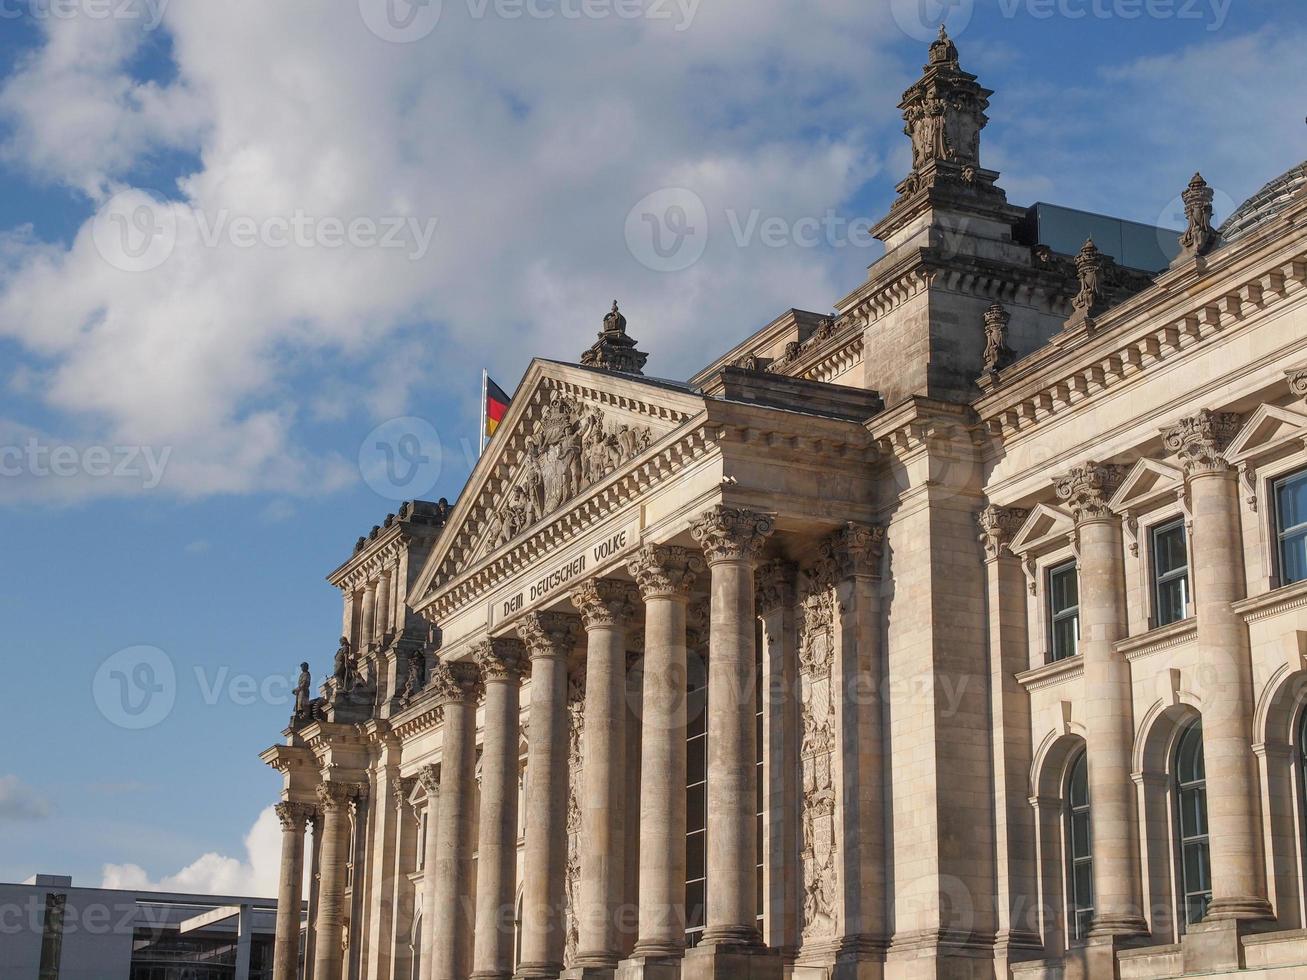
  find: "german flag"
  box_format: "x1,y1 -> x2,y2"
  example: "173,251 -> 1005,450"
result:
485,375 -> 511,440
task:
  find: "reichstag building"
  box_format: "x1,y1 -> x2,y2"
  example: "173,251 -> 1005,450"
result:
261,28 -> 1307,980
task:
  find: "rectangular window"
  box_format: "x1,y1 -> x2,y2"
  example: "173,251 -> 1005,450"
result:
1151,519 -> 1190,627
1275,470 -> 1307,586
1048,561 -> 1080,663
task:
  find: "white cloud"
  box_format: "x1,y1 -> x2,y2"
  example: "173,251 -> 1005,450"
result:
0,775 -> 51,821
101,805 -> 283,898
0,9 -> 1301,506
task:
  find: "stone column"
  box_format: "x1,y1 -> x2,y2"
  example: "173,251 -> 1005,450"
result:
361,582 -> 378,650
273,801 -> 312,980
376,571 -> 393,643
313,782 -> 360,980
417,766 -> 441,980
623,544 -> 703,970
472,638 -> 528,980
755,561 -> 798,955
427,662 -> 485,980
516,612 -> 584,978
1055,464 -> 1148,939
686,507 -> 779,977
569,579 -> 639,974
977,506 -> 1043,964
1163,411 -> 1272,922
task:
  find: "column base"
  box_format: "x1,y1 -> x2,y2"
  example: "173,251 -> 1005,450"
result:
515,961 -> 565,979
614,952 -> 683,980
680,943 -> 782,980
1087,913 -> 1150,939
1205,896 -> 1275,922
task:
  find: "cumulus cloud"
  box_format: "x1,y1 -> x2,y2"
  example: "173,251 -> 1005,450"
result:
0,774 -> 51,821
102,805 -> 282,897
0,8 -> 1301,506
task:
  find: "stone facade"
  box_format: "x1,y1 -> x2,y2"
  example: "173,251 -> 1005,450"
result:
262,31 -> 1307,980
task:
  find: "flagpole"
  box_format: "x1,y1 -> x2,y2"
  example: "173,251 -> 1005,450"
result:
479,369 -> 488,457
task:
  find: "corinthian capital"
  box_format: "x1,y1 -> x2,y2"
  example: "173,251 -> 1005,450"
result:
626,544 -> 704,599
315,781 -> 361,813
1162,409 -> 1241,476
819,522 -> 886,579
1055,462 -> 1125,523
275,800 -> 313,832
417,764 -> 439,799
755,559 -> 796,614
690,506 -> 776,564
977,505 -> 1029,560
428,660 -> 485,706
571,578 -> 639,631
516,611 -> 583,659
473,637 -> 527,682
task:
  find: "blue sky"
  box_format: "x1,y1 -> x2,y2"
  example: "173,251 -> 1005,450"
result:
0,0 -> 1303,893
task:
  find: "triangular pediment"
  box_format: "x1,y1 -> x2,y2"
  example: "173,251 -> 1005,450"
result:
409,360 -> 703,610
1224,402 -> 1307,466
1109,458 -> 1185,514
1010,502 -> 1074,555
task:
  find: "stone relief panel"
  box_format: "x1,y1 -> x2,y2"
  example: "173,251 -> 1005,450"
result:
563,670 -> 586,968
479,391 -> 652,557
797,563 -> 839,944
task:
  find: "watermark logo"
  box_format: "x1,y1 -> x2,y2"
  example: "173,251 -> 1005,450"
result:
890,0 -> 974,42
624,187 -> 708,273
358,0 -> 443,43
0,440 -> 171,489
360,416 -> 444,500
93,646 -> 176,730
92,191 -> 177,274
0,0 -> 170,30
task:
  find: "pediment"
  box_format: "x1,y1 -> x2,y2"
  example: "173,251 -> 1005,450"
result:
409,360 -> 703,609
1010,502 -> 1074,555
1224,402 -> 1307,466
1109,458 -> 1185,514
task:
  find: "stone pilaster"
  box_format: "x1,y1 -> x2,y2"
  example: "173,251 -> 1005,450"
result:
472,638 -> 529,980
427,662 -> 485,980
516,612 -> 584,979
273,801 -> 312,980
390,779 -> 420,980
684,507 -> 780,980
365,741 -> 401,980
417,765 -> 441,980
568,579 -> 640,977
361,581 -> 378,650
622,545 -> 704,973
1055,463 -> 1148,939
1163,411 -> 1273,923
977,506 -> 1043,967
313,781 -> 363,980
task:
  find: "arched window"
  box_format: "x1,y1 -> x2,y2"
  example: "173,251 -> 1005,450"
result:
1175,721 -> 1211,925
1065,751 -> 1093,940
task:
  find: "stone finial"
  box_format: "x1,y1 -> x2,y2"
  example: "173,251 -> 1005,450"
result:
929,24 -> 959,65
1177,172 -> 1219,261
755,559 -> 797,614
690,506 -> 775,564
571,578 -> 640,631
977,505 -> 1029,560
427,660 -> 485,705
1072,239 -> 1107,315
981,302 -> 1014,374
515,611 -> 584,659
1162,410 -> 1241,476
1055,462 -> 1125,523
580,300 -> 649,375
472,637 -> 528,682
626,544 -> 704,599
275,800 -> 313,832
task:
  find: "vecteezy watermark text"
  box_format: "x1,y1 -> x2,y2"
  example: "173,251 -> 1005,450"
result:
890,0 -> 1232,41
358,0 -> 699,43
0,0 -> 169,30
0,440 -> 170,490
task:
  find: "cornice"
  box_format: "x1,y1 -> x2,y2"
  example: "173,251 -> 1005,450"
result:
975,232 -> 1307,443
1117,617 -> 1197,661
1016,655 -> 1084,692
1232,577 -> 1307,623
865,396 -> 976,461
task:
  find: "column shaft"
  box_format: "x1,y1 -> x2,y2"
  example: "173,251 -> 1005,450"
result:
473,640 -> 527,979
273,803 -> 309,980
360,584 -> 377,650
1190,467 -> 1271,919
418,768 -> 441,980
516,614 -> 580,977
312,785 -> 355,980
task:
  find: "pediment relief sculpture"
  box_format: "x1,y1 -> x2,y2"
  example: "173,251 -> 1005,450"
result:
479,391 -> 652,556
